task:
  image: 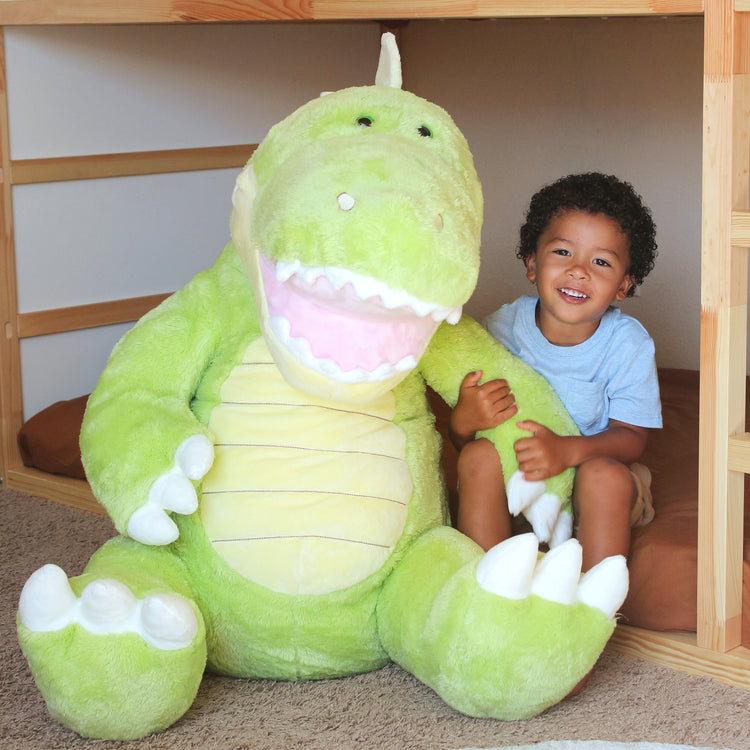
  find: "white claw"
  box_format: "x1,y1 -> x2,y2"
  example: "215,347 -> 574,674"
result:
80,578 -> 138,632
506,470 -> 545,515
175,434 -> 214,481
530,538 -> 582,605
476,533 -> 539,599
523,492 -> 562,544
128,434 -> 214,546
19,565 -> 198,651
18,564 -> 77,631
141,594 -> 199,650
154,469 -> 199,515
578,555 -> 629,620
549,510 -> 574,548
476,533 -> 630,620
127,503 -> 180,546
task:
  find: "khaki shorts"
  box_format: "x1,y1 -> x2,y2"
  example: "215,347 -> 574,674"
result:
629,462 -> 655,527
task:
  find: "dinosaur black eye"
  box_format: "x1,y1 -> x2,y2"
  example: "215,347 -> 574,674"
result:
357,116 -> 374,127
418,124 -> 432,138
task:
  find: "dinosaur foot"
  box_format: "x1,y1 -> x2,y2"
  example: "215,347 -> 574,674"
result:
17,565 -> 206,740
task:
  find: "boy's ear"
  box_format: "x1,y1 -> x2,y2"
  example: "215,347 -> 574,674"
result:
525,255 -> 537,282
615,274 -> 634,301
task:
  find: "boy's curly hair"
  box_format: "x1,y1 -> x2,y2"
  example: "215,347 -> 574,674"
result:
517,172 -> 657,297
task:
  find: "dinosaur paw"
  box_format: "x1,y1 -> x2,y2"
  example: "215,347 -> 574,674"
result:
128,434 -> 214,545
476,532 -> 628,619
19,565 -> 198,650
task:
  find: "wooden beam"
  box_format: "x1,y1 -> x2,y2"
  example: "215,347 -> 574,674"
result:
10,144 -> 255,186
608,626 -> 750,692
5,466 -> 103,515
0,0 -> 703,25
16,294 -> 170,339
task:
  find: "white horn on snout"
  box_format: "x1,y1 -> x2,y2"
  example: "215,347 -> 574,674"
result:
375,32 -> 402,89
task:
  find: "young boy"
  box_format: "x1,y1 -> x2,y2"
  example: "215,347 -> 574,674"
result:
451,172 -> 662,571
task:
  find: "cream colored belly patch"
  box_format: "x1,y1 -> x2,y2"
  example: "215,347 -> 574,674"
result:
201,338 -> 411,595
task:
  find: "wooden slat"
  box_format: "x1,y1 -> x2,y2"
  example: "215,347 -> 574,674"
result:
697,0 -> 747,653
728,431 -> 750,472
731,210 -> 750,245
608,626 -> 750,691
16,293 -> 170,339
10,144 -> 255,186
0,28 -> 23,483
0,0 -> 703,25
5,466 -> 104,515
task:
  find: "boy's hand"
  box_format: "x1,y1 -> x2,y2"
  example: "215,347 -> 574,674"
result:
450,371 -> 517,450
514,420 -> 569,480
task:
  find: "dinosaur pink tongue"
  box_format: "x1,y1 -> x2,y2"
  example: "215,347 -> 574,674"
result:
259,254 -> 437,373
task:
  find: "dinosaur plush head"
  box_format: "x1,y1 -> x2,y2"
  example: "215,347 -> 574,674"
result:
231,34 -> 483,403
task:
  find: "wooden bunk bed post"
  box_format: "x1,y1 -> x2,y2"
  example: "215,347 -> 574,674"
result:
0,26 -> 23,489
698,0 -> 749,652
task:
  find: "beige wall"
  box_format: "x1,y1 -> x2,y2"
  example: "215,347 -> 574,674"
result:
404,17 -> 704,374
8,17 -> 705,418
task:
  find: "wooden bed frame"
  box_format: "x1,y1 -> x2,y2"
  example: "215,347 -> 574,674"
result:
1,0 -> 749,692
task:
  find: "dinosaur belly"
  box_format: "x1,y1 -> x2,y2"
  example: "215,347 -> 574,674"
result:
201,338 -> 411,595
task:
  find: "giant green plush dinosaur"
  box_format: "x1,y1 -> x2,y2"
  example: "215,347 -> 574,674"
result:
17,34 -> 628,740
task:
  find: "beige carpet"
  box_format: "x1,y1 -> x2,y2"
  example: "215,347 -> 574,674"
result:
2,488 -> 750,750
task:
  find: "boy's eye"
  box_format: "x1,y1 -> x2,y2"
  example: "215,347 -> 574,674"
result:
593,258 -> 612,267
553,248 -> 570,256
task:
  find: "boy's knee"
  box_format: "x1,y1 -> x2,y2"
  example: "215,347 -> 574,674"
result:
575,458 -> 634,511
457,438 -> 500,478
577,457 -> 629,484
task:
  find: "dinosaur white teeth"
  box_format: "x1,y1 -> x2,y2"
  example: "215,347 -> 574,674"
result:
275,260 -> 301,283
271,256 -> 460,322
268,316 -> 417,383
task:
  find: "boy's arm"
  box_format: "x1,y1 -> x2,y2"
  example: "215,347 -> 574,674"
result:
514,419 -> 649,480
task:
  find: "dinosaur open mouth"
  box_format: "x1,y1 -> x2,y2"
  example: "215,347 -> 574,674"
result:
259,252 -> 461,383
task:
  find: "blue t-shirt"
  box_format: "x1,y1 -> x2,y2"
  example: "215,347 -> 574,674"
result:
483,295 -> 662,436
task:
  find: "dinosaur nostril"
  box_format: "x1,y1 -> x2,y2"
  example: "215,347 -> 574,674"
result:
337,193 -> 356,211
435,214 -> 444,232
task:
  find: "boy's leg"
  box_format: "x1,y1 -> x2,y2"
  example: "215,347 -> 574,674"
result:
456,437 -> 511,551
573,457 -> 635,570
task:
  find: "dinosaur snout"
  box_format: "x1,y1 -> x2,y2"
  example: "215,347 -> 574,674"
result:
336,190 -> 444,232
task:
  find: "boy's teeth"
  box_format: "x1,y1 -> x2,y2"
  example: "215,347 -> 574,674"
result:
561,288 -> 587,299
273,259 -> 461,323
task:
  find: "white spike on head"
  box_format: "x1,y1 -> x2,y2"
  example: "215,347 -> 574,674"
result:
375,32 -> 402,89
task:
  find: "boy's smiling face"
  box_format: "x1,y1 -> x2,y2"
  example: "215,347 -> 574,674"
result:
525,209 -> 633,346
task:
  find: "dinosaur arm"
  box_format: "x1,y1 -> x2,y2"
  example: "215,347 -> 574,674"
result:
80,267 -> 225,537
420,316 -> 578,543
